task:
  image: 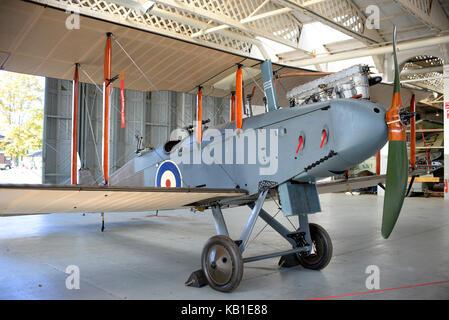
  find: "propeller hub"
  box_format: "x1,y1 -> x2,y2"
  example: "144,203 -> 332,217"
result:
385,93 -> 406,142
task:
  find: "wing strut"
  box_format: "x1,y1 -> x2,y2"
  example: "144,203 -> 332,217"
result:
71,63 -> 80,185
103,33 -> 112,184
261,60 -> 278,112
196,86 -> 203,144
236,65 -> 243,129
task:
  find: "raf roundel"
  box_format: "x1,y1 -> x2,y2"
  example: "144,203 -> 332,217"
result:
155,160 -> 182,188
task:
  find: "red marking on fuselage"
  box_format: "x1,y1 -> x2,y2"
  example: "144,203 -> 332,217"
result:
320,130 -> 327,148
296,136 -> 303,154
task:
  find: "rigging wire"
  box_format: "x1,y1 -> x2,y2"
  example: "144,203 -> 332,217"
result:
245,207 -> 281,250
112,35 -> 158,91
83,87 -> 104,181
242,67 -> 265,95
79,65 -> 103,93
272,195 -> 297,230
79,65 -> 144,182
79,65 -> 144,153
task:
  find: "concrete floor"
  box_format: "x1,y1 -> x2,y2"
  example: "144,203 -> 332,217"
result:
0,193 -> 448,300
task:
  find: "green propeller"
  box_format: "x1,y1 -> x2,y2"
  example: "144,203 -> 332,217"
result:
381,26 -> 409,239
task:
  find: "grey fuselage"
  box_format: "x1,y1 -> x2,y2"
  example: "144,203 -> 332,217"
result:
110,98 -> 388,196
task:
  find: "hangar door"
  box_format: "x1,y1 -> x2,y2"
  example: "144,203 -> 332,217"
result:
43,79 -> 150,184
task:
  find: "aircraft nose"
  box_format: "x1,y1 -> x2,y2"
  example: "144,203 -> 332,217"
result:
332,99 -> 388,165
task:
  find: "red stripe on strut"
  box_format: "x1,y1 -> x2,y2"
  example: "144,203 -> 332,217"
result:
196,87 -> 203,144
103,33 -> 112,184
120,71 -> 125,128
71,63 -> 79,185
236,66 -> 243,130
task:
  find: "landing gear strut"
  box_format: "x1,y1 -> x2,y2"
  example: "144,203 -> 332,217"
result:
189,189 -> 333,292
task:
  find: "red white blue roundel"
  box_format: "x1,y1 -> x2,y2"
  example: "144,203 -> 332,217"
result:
155,160 -> 182,188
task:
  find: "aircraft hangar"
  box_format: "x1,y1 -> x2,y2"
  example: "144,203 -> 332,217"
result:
0,0 -> 448,301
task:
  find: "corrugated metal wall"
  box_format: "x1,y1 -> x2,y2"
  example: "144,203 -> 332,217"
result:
146,91 -> 176,148
78,82 -> 103,183
43,79 -> 229,184
110,89 -> 147,174
43,78 -> 73,184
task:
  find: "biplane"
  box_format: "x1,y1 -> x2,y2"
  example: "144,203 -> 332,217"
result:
0,27 -> 413,292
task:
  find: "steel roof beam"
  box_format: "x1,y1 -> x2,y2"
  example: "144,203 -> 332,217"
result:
394,0 -> 449,31
28,0 -> 268,58
190,7 -> 291,38
273,0 -> 386,72
289,34 -> 449,67
151,0 -> 301,50
401,66 -> 443,76
147,6 -> 270,57
273,0 -> 385,45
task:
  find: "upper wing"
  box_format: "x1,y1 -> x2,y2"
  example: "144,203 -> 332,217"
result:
316,175 -> 386,194
0,184 -> 246,216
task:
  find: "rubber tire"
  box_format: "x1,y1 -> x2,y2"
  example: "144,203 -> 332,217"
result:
299,223 -> 333,270
201,235 -> 243,292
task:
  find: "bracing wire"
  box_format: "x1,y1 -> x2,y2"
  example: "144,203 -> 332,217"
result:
245,208 -> 281,250
271,194 -> 297,230
112,35 -> 158,91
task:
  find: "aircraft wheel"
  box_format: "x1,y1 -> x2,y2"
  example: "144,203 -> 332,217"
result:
299,223 -> 333,270
201,235 -> 243,292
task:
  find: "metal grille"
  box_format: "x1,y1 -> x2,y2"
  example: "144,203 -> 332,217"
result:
402,55 -> 444,93
289,0 -> 366,34
32,0 -> 302,56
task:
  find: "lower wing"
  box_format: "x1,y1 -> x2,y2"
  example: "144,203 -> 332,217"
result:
317,175 -> 386,194
0,184 -> 246,216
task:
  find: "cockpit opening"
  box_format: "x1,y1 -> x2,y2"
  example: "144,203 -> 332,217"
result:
163,140 -> 181,153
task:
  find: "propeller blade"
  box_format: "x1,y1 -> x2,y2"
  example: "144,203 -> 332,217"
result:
382,140 -> 408,238
382,26 -> 409,239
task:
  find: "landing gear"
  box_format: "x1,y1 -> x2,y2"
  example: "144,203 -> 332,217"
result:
189,189 -> 332,292
201,235 -> 243,292
298,223 -> 333,270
